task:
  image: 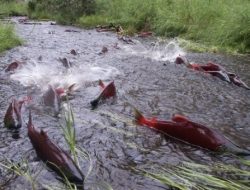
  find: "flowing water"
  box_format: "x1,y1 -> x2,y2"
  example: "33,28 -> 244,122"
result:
0,18 -> 250,190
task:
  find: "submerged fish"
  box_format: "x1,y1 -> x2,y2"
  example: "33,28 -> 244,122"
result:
90,80 -> 116,109
5,61 -> 23,72
27,112 -> 84,186
134,109 -> 250,155
4,97 -> 30,129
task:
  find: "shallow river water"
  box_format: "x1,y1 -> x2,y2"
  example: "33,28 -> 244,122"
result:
0,18 -> 250,190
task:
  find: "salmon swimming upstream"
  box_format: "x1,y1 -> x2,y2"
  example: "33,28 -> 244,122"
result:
27,112 -> 84,187
134,109 -> 250,155
90,80 -> 116,109
175,56 -> 250,89
4,96 -> 31,129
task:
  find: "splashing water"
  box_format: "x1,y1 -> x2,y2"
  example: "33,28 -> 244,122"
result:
122,39 -> 186,62
10,60 -> 120,92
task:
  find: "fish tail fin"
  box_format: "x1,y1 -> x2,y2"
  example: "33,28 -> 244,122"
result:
134,107 -> 145,125
99,79 -> 105,89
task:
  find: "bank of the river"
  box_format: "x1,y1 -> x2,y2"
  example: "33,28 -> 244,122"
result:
26,0 -> 250,54
0,0 -> 26,53
0,24 -> 22,53
1,0 -> 249,54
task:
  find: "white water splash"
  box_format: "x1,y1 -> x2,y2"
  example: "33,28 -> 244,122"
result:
10,60 -> 120,91
122,39 -> 186,62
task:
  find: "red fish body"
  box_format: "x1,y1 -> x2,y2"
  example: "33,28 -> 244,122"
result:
190,62 -> 221,72
27,113 -> 84,185
4,98 -> 28,129
135,110 -> 226,151
134,110 -> 250,155
90,80 -> 116,109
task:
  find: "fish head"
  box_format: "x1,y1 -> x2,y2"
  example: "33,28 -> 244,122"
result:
175,56 -> 186,65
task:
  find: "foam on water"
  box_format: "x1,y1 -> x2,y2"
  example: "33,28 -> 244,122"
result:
10,60 -> 120,91
122,39 -> 186,62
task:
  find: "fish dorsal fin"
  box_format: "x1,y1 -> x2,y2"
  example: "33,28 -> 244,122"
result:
99,79 -> 105,89
68,83 -> 76,92
172,114 -> 189,123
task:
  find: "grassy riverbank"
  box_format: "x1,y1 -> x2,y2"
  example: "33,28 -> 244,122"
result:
0,1 -> 25,53
0,24 -> 22,53
1,0 -> 250,54
79,0 -> 250,54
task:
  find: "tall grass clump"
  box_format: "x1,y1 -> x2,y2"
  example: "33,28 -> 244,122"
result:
0,0 -> 27,17
28,0 -> 96,24
0,23 -> 22,53
79,0 -> 250,53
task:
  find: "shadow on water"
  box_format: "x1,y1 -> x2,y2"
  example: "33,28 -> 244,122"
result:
0,18 -> 250,189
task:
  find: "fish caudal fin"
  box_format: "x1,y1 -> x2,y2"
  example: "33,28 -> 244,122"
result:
99,79 -> 105,89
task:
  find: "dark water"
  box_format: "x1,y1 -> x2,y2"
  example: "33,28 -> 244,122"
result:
0,18 -> 250,190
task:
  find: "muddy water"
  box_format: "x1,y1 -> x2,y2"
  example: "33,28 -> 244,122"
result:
0,18 -> 250,190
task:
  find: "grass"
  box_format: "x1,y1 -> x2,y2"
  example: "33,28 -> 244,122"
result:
77,0 -> 250,54
0,23 -> 22,53
0,158 -> 42,190
0,0 -> 27,17
133,160 -> 250,190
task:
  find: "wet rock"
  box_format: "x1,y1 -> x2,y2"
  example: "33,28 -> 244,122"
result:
22,22 -> 42,25
38,55 -> 43,61
118,36 -> 135,44
18,17 -> 28,23
98,46 -> 108,55
58,57 -> 72,68
65,29 -> 80,33
70,49 -> 77,55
